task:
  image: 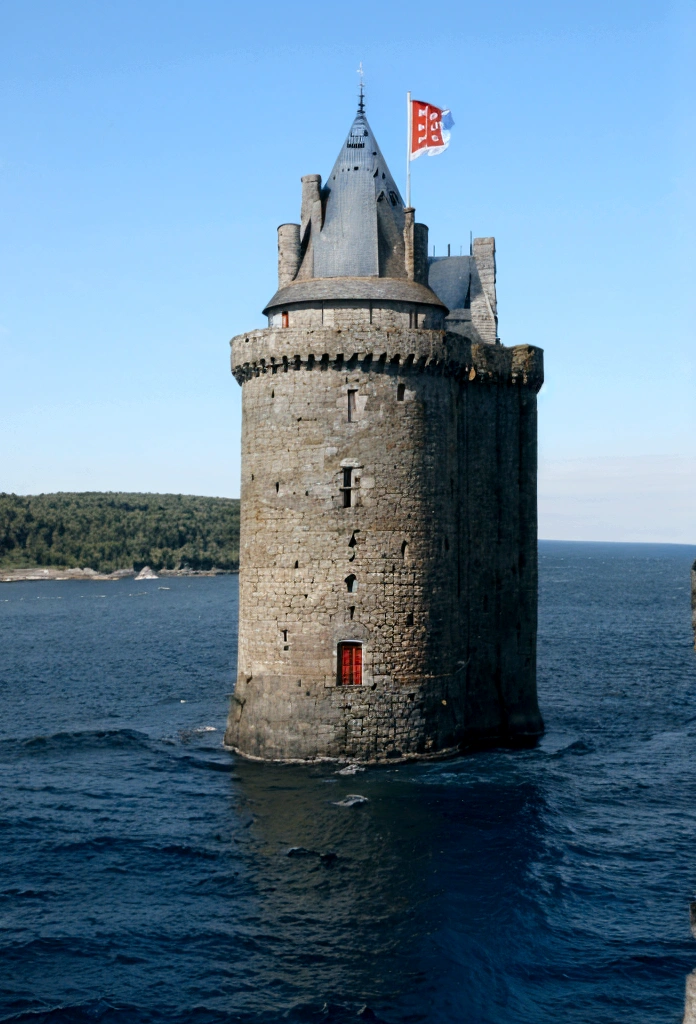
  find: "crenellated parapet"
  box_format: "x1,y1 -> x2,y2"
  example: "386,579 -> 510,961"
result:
230,327 -> 544,390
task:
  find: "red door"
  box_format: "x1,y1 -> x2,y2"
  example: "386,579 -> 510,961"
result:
339,642 -> 362,685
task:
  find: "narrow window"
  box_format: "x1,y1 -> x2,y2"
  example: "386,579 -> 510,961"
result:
349,606 -> 355,620
338,641 -> 362,685
281,310 -> 289,328
347,389 -> 357,422
282,629 -> 288,642
275,482 -> 279,493
294,560 -> 299,569
342,467 -> 353,508
406,613 -> 414,626
345,574 -> 357,593
397,383 -> 405,401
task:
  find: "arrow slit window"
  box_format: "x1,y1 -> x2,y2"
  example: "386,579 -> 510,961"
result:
342,467 -> 353,507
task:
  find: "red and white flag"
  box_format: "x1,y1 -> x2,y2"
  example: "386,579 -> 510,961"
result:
410,99 -> 454,159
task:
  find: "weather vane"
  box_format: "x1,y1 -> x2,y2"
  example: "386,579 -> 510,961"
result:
357,61 -> 365,113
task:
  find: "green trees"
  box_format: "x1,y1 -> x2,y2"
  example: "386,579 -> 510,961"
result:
0,492 -> 240,572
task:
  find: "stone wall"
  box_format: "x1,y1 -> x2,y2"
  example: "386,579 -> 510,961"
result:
267,302 -> 444,331
225,323 -> 544,761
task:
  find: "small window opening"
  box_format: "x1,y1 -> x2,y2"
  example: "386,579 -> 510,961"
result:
282,629 -> 288,642
349,606 -> 355,620
406,613 -> 414,626
401,540 -> 408,557
342,467 -> 353,508
347,389 -> 357,422
281,310 -> 289,328
271,390 -> 274,398
251,474 -> 254,481
348,532 -> 357,548
353,166 -> 359,171
294,560 -> 299,569
275,482 -> 279,493
338,641 -> 362,685
345,574 -> 357,593
397,383 -> 405,401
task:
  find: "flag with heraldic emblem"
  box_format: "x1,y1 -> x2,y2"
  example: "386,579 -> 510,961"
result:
410,99 -> 454,158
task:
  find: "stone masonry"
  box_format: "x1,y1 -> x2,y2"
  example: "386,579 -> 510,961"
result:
224,102 -> 545,762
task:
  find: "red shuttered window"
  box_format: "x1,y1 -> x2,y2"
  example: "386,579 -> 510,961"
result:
338,642 -> 362,686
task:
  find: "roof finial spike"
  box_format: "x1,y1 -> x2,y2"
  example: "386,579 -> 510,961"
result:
356,61 -> 365,114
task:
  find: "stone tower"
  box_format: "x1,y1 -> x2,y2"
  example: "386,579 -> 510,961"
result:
225,101 -> 544,762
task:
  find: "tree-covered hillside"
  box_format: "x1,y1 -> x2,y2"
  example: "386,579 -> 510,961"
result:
0,492 -> 240,572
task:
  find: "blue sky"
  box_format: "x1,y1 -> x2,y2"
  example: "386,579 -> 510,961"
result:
1,0 -> 694,541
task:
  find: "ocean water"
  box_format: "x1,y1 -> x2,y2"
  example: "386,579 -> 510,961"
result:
1,541 -> 695,1024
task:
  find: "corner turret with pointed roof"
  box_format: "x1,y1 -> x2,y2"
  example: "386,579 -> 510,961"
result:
264,101 -> 446,324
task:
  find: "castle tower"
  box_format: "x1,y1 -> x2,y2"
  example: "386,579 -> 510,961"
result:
225,102 -> 544,762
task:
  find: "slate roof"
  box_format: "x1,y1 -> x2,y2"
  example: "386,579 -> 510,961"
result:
263,277 -> 447,317
265,105 -> 447,313
313,109 -> 406,279
427,256 -> 472,311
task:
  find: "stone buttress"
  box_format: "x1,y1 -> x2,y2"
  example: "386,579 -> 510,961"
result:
225,102 -> 545,762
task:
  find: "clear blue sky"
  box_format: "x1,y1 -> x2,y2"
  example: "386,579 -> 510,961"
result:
1,0 -> 694,541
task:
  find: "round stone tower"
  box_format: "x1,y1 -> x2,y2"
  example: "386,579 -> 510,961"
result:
225,102 -> 544,762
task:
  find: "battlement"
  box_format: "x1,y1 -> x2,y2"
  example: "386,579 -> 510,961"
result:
230,327 -> 543,390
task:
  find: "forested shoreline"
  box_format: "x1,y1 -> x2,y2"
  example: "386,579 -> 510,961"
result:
0,492 -> 240,573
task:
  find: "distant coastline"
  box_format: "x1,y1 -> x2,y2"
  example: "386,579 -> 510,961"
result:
0,492 -> 240,576
0,566 -> 238,583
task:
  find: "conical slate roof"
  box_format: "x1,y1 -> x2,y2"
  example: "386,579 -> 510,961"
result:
313,109 -> 405,279
262,103 -> 448,316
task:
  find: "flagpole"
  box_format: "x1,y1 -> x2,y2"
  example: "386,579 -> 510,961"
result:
406,90 -> 411,207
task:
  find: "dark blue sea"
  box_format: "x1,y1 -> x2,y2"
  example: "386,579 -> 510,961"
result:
1,541 -> 696,1024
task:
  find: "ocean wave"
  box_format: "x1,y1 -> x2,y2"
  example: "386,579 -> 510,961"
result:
0,730 -> 154,756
